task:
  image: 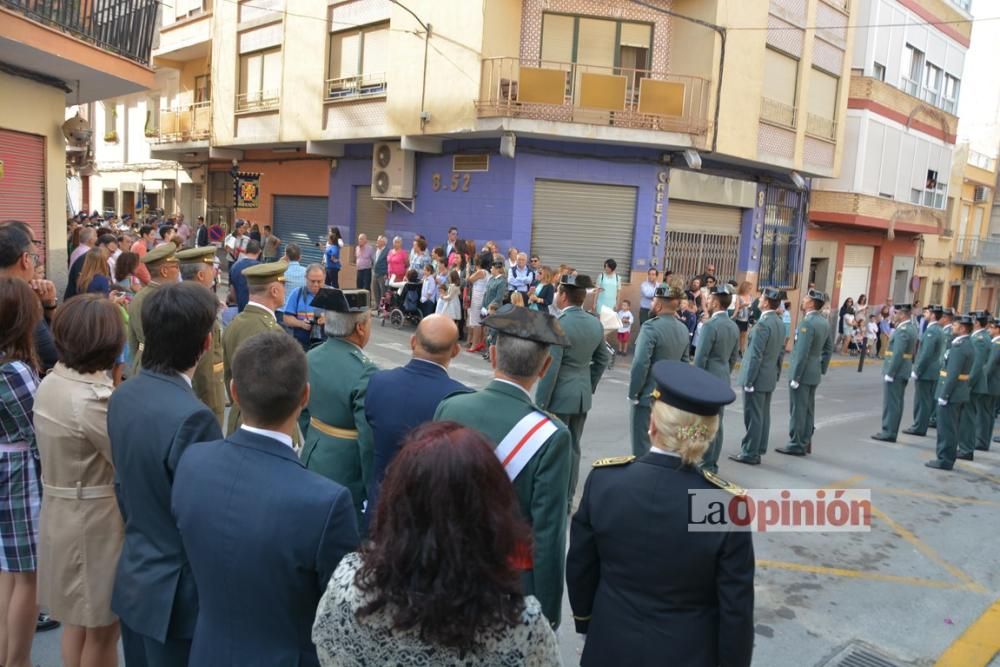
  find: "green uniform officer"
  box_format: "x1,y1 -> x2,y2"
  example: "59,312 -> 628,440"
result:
222,259 -> 288,435
435,305 -> 572,628
927,314 -> 975,470
177,245 -> 226,425
300,288 -> 377,524
958,310 -> 992,457
871,304 -> 917,442
904,305 -> 945,436
692,284 -> 740,473
730,287 -> 786,465
629,285 -> 690,457
985,318 -> 1000,451
777,289 -> 833,457
126,242 -> 179,376
928,308 -> 956,430
536,273 -> 611,509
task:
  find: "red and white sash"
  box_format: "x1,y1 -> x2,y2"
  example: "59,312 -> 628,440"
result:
495,411 -> 557,482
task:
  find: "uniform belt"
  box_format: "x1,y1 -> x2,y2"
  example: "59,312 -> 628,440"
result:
884,352 -> 913,359
213,362 -> 224,374
939,371 -> 970,380
137,342 -> 144,352
42,480 -> 115,500
309,417 -> 358,439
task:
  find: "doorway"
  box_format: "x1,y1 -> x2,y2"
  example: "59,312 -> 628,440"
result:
892,270 -> 909,303
949,285 -> 961,309
809,258 -> 830,293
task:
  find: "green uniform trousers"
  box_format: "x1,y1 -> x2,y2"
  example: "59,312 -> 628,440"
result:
700,406 -> 725,473
740,391 -> 772,458
787,384 -> 816,452
911,380 -> 936,434
557,412 -> 588,511
631,403 -> 651,457
958,396 -> 986,457
974,394 -> 993,451
934,401 -> 964,468
879,379 -> 908,439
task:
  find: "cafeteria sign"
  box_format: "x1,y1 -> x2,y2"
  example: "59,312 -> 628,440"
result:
234,172 -> 261,209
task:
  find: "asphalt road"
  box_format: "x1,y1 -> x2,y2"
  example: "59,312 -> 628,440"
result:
29,320 -> 1000,666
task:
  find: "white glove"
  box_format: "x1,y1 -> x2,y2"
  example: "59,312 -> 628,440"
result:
911,371 -> 917,380
743,385 -> 754,393
884,375 -> 893,383
789,380 -> 800,389
480,307 -> 488,317
630,398 -> 639,405
938,398 -> 948,406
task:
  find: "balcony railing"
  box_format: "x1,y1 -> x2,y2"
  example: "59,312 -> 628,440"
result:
806,113 -> 836,141
760,97 -> 797,130
901,76 -> 920,97
475,57 -> 710,134
1,0 -> 159,65
969,150 -> 997,172
236,90 -> 280,113
155,101 -> 211,143
325,72 -> 387,102
954,236 -> 1000,268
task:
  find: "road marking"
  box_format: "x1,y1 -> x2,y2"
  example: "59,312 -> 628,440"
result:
956,463 -> 1000,485
756,560 -> 977,591
823,475 -> 865,489
814,411 -> 882,430
874,487 -> 1000,507
934,596 -> 1000,667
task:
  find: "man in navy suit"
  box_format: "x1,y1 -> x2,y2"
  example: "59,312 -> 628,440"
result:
173,331 -> 359,667
363,314 -> 469,519
108,283 -> 224,667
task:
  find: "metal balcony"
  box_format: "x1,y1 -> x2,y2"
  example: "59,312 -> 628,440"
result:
475,57 -> 710,135
969,150 -> 997,172
325,72 -> 387,102
953,236 -> 1000,268
760,98 -> 797,130
236,90 -> 279,113
1,0 -> 159,65
155,101 -> 211,143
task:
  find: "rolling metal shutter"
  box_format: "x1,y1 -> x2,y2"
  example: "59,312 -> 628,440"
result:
0,129 -> 46,261
664,200 -> 741,281
531,180 -> 636,277
273,195 -> 329,267
666,200 -> 742,234
354,186 -> 386,243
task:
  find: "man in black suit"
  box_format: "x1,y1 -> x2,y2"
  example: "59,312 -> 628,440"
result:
108,282 -> 223,666
173,331 -> 359,667
194,216 -> 208,248
372,234 -> 389,308
363,314 -> 468,520
445,226 -> 459,261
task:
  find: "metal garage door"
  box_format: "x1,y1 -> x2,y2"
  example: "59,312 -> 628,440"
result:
273,195 -> 329,267
664,200 -> 742,280
0,129 -> 46,261
354,186 -> 386,244
531,180 -> 636,278
839,244 -> 873,306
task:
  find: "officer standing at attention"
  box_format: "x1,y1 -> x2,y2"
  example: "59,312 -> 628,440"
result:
628,285 -> 689,457
926,314 -> 975,470
693,284 -> 740,473
566,361 -> 753,667
126,242 -> 179,375
729,287 -> 785,466
986,317 -> 1000,450
777,289 -> 833,457
435,305 -> 572,628
176,245 -> 226,425
928,308 -> 956,430
871,304 -> 917,442
300,288 -> 378,524
222,259 -> 288,435
959,310 -> 992,457
536,274 -> 611,509
904,305 -> 945,436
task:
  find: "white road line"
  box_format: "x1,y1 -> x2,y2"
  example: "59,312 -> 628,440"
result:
814,410 -> 881,430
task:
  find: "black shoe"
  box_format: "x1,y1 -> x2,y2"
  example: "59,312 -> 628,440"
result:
925,459 -> 953,470
870,433 -> 897,443
728,454 -> 761,465
902,428 -> 926,436
36,612 -> 59,632
956,452 -> 974,461
928,423 -> 937,430
975,446 -> 990,451
775,446 -> 806,456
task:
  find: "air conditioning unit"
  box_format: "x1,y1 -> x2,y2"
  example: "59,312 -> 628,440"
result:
371,142 -> 415,199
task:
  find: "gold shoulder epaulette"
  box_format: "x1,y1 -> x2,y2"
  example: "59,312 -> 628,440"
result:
593,455 -> 635,468
702,469 -> 745,496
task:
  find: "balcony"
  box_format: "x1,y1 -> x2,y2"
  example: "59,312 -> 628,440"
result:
325,72 -> 387,102
806,113 -> 837,141
475,57 -> 710,135
809,190 -> 946,235
155,101 -> 211,143
760,98 -> 797,130
236,90 -> 279,113
954,236 -> 1000,268
848,76 -> 958,143
969,150 -> 997,172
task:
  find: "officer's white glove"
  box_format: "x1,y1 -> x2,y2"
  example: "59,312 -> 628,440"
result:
911,371 -> 918,380
480,307 -> 488,318
789,380 -> 800,389
884,375 -> 893,383
938,398 -> 948,406
743,385 -> 754,393
630,398 -> 639,405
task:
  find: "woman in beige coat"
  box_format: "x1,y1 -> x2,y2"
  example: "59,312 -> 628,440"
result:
33,295 -> 125,667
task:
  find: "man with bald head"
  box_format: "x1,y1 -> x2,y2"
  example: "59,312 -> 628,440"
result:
361,314 -> 469,524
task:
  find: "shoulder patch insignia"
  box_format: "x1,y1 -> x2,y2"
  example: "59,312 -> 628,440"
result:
593,455 -> 635,468
800,327 -> 807,333
702,469 -> 746,496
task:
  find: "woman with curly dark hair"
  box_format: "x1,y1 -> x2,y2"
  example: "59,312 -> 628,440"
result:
312,421 -> 561,666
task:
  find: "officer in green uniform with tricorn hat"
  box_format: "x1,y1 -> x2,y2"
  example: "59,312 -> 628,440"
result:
871,303 -> 917,442
904,304 -> 946,436
176,244 -> 226,425
927,313 -> 975,470
127,241 -> 179,375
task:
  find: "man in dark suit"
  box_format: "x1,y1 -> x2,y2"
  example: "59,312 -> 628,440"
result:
173,331 -> 359,667
364,314 -> 468,520
194,216 -> 208,248
372,234 -> 389,308
444,226 -> 459,261
108,283 -> 224,666
228,238 -> 261,312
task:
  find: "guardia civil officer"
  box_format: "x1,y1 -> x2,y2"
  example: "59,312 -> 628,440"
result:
693,283 -> 740,473
435,305 -> 572,627
904,304 -> 945,436
960,310 -> 992,455
985,317 -> 1000,451
871,304 -> 917,442
928,307 -> 956,430
628,284 -> 689,457
926,314 -> 975,470
566,361 -> 753,667
177,245 -> 226,425
126,242 -> 179,375
300,288 -> 378,524
729,287 -> 785,465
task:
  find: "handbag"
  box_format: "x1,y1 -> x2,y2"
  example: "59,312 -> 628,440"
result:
598,305 -> 622,333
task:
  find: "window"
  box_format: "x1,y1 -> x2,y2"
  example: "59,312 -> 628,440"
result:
194,74 -> 211,103
103,102 -> 118,141
145,96 -> 159,136
930,281 -> 944,305
901,44 -> 924,95
540,13 -> 652,69
943,74 -> 960,112
806,67 -> 838,139
327,22 -> 388,100
926,169 -> 938,189
916,176 -> 947,209
974,185 -> 989,203
873,62 -> 885,81
922,62 -> 942,104
101,190 -> 117,216
238,48 -> 281,111
761,47 -> 799,128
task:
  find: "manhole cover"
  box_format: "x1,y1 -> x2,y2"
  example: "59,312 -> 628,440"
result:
820,641 -> 908,667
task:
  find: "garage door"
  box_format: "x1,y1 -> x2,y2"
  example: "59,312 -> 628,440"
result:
531,180 -> 636,278
664,200 -> 742,280
0,129 -> 46,261
840,244 -> 874,306
354,186 -> 386,244
273,195 -> 329,267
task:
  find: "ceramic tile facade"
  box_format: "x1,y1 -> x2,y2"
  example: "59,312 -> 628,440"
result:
767,13 -> 804,57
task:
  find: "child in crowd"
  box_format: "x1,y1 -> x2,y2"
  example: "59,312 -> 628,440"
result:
616,300 -> 634,355
781,301 -> 792,348
509,292 -> 525,307
419,264 -> 437,317
482,302 -> 500,360
866,314 -> 879,356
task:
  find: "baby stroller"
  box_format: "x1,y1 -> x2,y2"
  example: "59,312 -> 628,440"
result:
384,280 -> 424,329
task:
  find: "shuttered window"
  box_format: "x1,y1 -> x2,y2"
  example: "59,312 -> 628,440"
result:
576,18 -> 616,67
765,48 -> 798,107
354,186 -> 387,247
531,180 -> 636,278
665,201 -> 742,235
0,130 -> 46,262
273,196 -> 330,267
541,14 -> 574,62
807,67 -> 838,124
843,244 -> 874,267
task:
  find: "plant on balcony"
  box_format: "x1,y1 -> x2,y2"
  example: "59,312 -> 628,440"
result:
144,110 -> 158,138
104,130 -> 119,143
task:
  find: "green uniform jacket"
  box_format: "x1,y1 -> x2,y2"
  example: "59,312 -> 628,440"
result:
969,329 -> 992,395
126,281 -> 161,375
936,335 -> 974,403
482,275 -> 507,309
629,314 -> 690,405
536,306 -> 611,414
987,336 -> 1000,397
434,380 -> 571,627
913,322 -> 945,380
788,311 -> 833,386
738,311 -> 785,392
882,320 -> 917,380
222,303 -> 283,435
693,312 -> 740,384
300,337 -> 377,520
192,318 -> 226,425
